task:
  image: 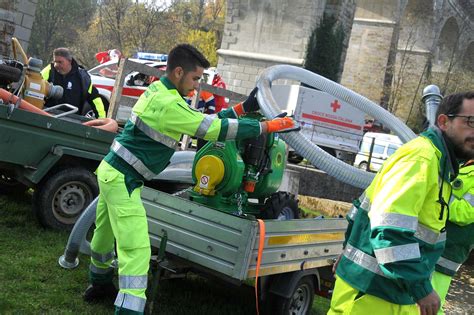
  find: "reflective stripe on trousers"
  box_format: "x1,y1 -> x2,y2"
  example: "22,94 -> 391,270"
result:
115,292 -> 146,312
91,249 -> 115,263
119,275 -> 148,290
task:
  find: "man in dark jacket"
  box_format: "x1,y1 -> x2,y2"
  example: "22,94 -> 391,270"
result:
41,47 -> 106,118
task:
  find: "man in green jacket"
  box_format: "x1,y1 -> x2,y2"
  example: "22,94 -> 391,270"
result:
431,159 -> 474,314
329,91 -> 474,315
82,43 -> 296,314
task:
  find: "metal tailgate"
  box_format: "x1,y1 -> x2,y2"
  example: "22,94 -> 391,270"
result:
142,188 -> 259,281
245,218 -> 347,278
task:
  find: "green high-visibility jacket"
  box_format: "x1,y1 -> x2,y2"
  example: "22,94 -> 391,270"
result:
338,127 -> 456,305
104,76 -> 262,194
436,163 -> 474,276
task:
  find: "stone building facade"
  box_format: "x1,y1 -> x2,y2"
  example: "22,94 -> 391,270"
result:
341,0 -> 474,126
0,0 -> 37,57
218,0 -> 473,126
217,0 -> 356,96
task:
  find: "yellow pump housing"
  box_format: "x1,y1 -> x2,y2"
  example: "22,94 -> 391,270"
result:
11,37 -> 62,109
23,58 -> 50,109
193,155 -> 225,196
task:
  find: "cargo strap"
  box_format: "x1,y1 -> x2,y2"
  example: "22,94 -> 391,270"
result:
255,219 -> 265,315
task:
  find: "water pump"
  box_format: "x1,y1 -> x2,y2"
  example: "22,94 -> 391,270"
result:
189,114 -> 297,219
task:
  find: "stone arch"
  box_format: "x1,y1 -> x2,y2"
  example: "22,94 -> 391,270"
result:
462,42 -> 474,72
435,17 -> 460,65
399,0 -> 434,51
355,0 -> 398,21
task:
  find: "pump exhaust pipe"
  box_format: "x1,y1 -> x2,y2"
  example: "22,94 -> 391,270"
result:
422,85 -> 442,128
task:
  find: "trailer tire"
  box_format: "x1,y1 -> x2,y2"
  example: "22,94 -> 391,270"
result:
33,167 -> 98,230
271,276 -> 315,315
0,63 -> 22,84
262,192 -> 300,220
0,173 -> 28,195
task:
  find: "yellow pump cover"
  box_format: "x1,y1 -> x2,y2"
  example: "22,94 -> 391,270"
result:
193,155 -> 225,196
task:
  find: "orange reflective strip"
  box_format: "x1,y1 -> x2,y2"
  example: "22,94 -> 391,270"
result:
255,219 -> 265,315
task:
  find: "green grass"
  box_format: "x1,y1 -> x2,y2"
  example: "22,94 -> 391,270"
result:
299,206 -> 323,218
0,193 -> 330,314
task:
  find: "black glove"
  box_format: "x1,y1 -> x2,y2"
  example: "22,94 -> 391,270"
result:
242,87 -> 259,113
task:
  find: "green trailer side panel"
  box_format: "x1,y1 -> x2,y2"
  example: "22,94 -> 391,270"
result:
142,188 -> 259,280
23,146 -> 105,184
0,107 -> 114,168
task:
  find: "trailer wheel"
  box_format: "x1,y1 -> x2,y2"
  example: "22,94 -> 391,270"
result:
33,167 -> 98,230
262,192 -> 300,220
272,276 -> 315,315
0,173 -> 28,195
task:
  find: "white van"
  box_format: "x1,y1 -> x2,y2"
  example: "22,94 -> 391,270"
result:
354,132 -> 403,172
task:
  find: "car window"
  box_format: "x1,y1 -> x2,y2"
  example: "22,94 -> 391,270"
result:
98,65 -> 119,79
89,63 -> 119,79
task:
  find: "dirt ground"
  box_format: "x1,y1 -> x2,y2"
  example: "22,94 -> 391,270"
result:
444,264 -> 474,314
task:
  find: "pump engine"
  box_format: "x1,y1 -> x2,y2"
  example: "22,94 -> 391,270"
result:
189,114 -> 299,219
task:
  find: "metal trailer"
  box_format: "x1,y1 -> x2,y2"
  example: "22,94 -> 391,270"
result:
0,105 -> 115,229
62,186 -> 346,314
140,188 -> 346,314
0,106 -> 194,230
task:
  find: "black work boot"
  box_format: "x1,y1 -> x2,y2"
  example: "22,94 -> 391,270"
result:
83,282 -> 118,303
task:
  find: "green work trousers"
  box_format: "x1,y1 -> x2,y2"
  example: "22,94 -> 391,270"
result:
90,161 -> 150,314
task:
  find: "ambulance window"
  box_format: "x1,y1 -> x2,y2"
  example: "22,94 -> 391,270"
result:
372,144 -> 385,155
387,144 -> 399,156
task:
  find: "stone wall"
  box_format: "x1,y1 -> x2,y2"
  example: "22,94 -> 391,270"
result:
218,0 -> 358,95
219,0 -> 473,123
340,19 -> 395,102
0,0 -> 37,58
287,164 -> 363,203
341,0 -> 473,123
0,3 -> 15,56
13,0 -> 37,53
217,0 -> 325,95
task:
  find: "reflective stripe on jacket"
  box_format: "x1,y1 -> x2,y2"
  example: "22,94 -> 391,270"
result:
337,130 -> 453,305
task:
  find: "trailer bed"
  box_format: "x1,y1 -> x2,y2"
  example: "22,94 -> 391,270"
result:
142,188 -> 347,282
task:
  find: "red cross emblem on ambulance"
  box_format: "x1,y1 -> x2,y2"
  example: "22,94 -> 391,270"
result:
330,100 -> 341,112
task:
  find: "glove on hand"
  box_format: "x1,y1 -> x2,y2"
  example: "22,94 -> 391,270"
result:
232,87 -> 259,117
264,117 -> 296,133
242,87 -> 259,112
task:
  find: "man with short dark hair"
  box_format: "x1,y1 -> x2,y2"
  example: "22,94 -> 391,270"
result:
329,91 -> 474,315
41,47 -> 106,118
83,43 -> 296,314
